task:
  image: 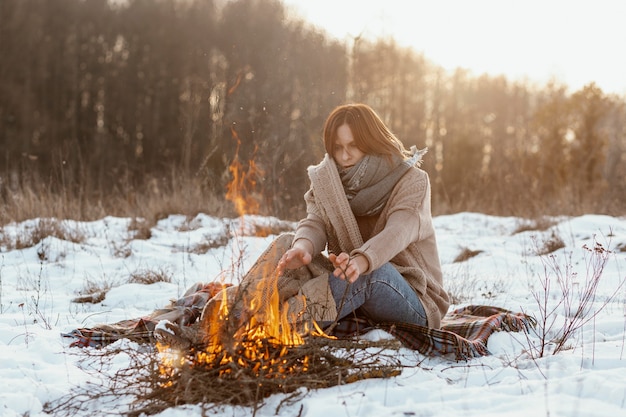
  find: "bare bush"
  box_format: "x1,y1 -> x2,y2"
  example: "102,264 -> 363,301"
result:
23,260 -> 55,329
526,235 -> 625,357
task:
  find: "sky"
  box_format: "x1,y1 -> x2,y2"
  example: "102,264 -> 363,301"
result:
282,0 -> 626,95
1,212 -> 626,416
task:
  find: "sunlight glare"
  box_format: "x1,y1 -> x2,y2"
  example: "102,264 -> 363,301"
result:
283,0 -> 626,95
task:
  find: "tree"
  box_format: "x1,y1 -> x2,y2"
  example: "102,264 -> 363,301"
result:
529,83 -> 571,202
568,83 -> 609,191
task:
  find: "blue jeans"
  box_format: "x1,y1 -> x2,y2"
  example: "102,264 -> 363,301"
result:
328,262 -> 428,326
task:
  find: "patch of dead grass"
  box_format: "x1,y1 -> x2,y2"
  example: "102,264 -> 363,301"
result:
128,268 -> 172,285
1,218 -> 86,251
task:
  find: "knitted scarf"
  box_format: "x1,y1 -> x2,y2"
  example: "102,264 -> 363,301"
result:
339,147 -> 426,216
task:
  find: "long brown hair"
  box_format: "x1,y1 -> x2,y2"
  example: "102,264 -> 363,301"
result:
322,103 -> 408,159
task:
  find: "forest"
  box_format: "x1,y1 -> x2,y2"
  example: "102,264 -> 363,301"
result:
1,0 -> 624,224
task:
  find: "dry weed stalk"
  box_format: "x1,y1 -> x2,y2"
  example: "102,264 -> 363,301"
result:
526,234 -> 624,357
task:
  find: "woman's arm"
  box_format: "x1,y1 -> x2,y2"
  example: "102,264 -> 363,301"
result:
352,170 -> 431,273
293,188 -> 328,255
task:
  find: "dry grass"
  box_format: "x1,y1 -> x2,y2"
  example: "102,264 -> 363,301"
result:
72,268 -> 172,305
188,233 -> 231,255
0,218 -> 87,251
71,268 -> 172,306
453,247 -> 483,263
72,278 -> 116,304
445,273 -> 479,305
128,217 -> 153,240
534,230 -> 566,256
128,268 -> 173,285
2,167 -> 623,229
0,170 -> 237,227
512,217 -> 558,235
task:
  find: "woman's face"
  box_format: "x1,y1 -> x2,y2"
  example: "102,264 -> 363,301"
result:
333,124 -> 365,170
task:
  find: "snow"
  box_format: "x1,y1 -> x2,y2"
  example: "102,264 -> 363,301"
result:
1,212 -> 625,416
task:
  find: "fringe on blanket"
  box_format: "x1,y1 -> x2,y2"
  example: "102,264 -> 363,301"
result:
376,305 -> 536,360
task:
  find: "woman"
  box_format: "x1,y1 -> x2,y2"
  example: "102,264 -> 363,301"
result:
277,103 -> 449,330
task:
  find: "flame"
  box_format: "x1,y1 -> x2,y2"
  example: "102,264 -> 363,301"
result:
195,262 -> 311,378
155,254 -> 318,383
225,126 -> 263,217
156,123 -> 332,383
156,340 -> 186,387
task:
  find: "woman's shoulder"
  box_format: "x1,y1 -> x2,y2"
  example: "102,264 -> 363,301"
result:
401,166 -> 429,184
391,166 -> 429,198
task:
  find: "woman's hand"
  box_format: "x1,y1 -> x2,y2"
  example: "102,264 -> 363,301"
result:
329,252 -> 368,283
277,245 -> 312,275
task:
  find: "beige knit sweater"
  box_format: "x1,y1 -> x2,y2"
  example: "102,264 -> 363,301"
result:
294,154 -> 450,328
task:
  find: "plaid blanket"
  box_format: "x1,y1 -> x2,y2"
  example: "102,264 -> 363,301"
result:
63,283 -> 535,360
328,305 -> 535,360
62,282 -> 227,348
390,305 -> 536,359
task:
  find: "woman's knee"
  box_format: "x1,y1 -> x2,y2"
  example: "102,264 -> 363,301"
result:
365,262 -> 403,285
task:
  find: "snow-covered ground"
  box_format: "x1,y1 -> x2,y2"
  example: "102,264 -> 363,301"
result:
1,212 -> 625,416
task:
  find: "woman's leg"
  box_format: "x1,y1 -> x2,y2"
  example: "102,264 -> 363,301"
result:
328,263 -> 428,326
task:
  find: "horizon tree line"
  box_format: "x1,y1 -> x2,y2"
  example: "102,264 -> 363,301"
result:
1,0 -> 624,221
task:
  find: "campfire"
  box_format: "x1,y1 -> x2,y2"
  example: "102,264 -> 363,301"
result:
147,133 -> 402,412
156,267 -> 313,380
149,271 -> 401,413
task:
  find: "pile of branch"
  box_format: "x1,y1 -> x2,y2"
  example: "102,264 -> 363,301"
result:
46,335 -> 403,416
